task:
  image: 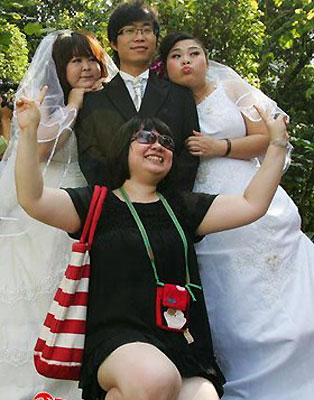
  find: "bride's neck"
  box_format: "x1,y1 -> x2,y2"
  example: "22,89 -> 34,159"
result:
193,81 -> 214,104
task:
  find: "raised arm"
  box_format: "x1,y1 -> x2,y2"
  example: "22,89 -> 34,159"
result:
15,92 -> 81,233
197,108 -> 288,235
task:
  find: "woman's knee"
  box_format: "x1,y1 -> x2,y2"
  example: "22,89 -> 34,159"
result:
138,361 -> 182,399
115,355 -> 182,400
102,363 -> 181,400
178,377 -> 219,400
98,342 -> 182,400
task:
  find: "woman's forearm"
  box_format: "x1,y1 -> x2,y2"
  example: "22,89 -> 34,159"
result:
15,123 -> 44,215
186,126 -> 269,159
225,133 -> 269,160
243,143 -> 286,215
226,115 -> 270,159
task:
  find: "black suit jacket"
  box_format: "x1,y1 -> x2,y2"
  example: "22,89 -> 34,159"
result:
75,72 -> 199,190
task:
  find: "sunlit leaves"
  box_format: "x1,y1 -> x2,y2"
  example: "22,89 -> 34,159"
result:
24,22 -> 42,35
0,22 -> 28,82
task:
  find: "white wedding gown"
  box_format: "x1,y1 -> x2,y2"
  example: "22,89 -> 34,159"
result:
0,135 -> 85,400
194,84 -> 314,399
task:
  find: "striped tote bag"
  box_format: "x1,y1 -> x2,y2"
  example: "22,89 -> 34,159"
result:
34,185 -> 107,380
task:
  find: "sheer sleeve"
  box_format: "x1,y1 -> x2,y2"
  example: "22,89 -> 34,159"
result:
207,60 -> 293,171
207,60 -> 289,122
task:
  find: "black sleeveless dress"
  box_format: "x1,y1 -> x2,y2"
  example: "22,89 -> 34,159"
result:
65,186 -> 225,399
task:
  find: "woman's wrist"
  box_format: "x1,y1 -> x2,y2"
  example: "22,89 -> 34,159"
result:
270,138 -> 288,148
66,104 -> 79,113
19,124 -> 39,137
222,138 -> 232,156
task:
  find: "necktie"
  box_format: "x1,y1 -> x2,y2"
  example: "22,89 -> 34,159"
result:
132,77 -> 142,111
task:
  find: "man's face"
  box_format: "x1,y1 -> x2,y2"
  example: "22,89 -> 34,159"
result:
111,21 -> 157,71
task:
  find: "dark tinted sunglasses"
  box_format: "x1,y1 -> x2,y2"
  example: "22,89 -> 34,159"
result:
131,130 -> 175,152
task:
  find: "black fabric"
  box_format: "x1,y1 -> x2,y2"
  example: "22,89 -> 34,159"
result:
65,187 -> 224,400
75,72 -> 200,191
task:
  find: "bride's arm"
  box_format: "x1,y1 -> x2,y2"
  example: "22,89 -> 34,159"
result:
186,122 -> 269,159
197,108 -> 288,235
223,79 -> 270,159
186,80 -> 269,160
15,95 -> 81,233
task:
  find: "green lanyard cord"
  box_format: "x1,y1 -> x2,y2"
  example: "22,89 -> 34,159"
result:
119,187 -> 202,301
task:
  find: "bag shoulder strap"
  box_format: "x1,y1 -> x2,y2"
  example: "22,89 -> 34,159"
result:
87,186 -> 108,247
80,186 -> 108,246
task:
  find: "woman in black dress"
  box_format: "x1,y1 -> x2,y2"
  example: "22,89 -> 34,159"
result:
15,93 -> 288,400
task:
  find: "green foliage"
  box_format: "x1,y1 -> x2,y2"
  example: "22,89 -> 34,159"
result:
0,22 -> 28,82
282,122 -> 314,238
154,0 -> 265,83
257,0 -> 314,237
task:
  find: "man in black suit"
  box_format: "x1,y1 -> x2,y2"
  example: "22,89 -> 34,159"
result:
75,0 -> 199,190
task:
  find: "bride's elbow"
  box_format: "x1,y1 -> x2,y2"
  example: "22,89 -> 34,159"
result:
247,204 -> 268,224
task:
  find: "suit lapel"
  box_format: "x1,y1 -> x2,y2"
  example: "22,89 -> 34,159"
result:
139,72 -> 169,116
106,74 -> 137,121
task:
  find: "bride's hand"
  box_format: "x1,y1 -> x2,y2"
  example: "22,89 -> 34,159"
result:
67,78 -> 105,110
67,88 -> 86,110
16,86 -> 47,132
185,130 -> 227,157
90,77 -> 105,91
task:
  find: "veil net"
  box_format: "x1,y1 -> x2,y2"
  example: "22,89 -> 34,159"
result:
0,30 -> 118,236
207,60 -> 293,169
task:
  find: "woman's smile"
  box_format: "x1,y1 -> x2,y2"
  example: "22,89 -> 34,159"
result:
144,153 -> 165,164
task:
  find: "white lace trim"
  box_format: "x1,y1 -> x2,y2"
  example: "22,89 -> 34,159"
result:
0,345 -> 33,366
229,215 -> 296,304
0,268 -> 64,304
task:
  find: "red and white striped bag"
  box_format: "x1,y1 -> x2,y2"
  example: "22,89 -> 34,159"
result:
34,185 -> 108,381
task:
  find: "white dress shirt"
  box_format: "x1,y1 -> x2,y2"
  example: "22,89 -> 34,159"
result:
119,69 -> 149,110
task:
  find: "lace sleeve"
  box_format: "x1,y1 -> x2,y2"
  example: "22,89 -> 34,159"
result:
207,60 -> 293,171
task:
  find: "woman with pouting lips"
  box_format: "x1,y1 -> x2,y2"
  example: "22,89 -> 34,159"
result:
159,31 -> 314,400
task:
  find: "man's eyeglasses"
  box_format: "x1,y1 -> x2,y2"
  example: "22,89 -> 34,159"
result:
118,27 -> 155,38
131,130 -> 175,152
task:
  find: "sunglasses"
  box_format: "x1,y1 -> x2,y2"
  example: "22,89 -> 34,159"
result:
131,130 -> 175,152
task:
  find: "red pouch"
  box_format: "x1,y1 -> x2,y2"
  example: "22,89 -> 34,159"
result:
156,284 -> 190,331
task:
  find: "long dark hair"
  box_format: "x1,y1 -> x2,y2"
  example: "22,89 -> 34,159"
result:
107,116 -> 178,192
52,31 -> 107,103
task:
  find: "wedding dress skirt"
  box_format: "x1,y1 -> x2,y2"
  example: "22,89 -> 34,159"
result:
194,85 -> 314,399
0,136 -> 85,400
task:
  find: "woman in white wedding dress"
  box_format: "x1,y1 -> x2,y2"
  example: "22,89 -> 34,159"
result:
0,30 -> 117,400
159,32 -> 314,400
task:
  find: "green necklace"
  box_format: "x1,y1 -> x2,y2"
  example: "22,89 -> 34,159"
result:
119,186 -> 202,300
